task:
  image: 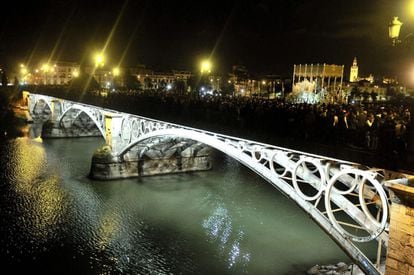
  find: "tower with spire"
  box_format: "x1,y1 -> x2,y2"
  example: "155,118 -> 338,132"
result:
349,57 -> 358,82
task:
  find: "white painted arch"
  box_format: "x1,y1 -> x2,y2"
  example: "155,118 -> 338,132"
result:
57,105 -> 106,138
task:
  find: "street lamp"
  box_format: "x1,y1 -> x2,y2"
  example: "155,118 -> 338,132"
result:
389,16 -> 403,46
200,60 -> 212,74
72,70 -> 79,78
112,67 -> 120,89
41,63 -> 50,84
112,67 -> 120,77
19,64 -> 28,85
94,53 -> 105,67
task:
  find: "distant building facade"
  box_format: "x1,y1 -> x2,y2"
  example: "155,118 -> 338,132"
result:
228,65 -> 284,97
24,61 -> 80,85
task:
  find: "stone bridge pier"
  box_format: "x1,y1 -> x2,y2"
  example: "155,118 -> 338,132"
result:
91,113 -> 212,180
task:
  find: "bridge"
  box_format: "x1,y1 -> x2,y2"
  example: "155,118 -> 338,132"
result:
25,92 -> 414,275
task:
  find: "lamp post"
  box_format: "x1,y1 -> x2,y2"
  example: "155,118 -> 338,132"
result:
94,53 -> 105,67
41,63 -> 50,85
199,59 -> 212,94
93,52 -> 106,87
19,64 -> 28,85
200,60 -> 212,74
112,67 -> 120,88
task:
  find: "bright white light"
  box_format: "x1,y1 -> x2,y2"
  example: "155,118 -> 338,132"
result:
166,84 -> 172,90
409,0 -> 414,17
201,86 -> 205,91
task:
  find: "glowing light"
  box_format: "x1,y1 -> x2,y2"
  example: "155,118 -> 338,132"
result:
409,0 -> 414,17
94,53 -> 105,67
41,63 -> 50,72
20,68 -> 28,75
72,70 -> 79,78
388,17 -> 403,42
200,60 -> 212,74
262,81 -> 266,85
112,67 -> 120,76
166,84 -> 172,90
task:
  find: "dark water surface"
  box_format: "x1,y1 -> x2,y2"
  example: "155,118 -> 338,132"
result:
0,126 -> 362,274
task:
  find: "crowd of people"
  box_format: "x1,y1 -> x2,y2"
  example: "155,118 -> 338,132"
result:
34,87 -> 414,168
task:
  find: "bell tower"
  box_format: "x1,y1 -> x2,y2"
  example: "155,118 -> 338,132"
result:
350,57 -> 358,82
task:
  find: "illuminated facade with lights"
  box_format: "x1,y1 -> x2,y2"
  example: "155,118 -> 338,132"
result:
24,61 -> 80,85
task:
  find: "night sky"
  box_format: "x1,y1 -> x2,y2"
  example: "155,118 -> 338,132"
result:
1,0 -> 414,81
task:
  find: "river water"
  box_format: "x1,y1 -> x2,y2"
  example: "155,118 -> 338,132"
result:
0,123 -> 371,274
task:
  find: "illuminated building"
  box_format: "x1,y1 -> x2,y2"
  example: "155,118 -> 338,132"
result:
21,61 -> 80,85
350,57 -> 359,82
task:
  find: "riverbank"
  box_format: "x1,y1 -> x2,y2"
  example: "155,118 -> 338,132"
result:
0,90 -> 26,139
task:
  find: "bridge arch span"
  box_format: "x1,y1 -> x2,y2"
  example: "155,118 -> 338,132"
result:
30,98 -> 53,116
57,105 -> 106,138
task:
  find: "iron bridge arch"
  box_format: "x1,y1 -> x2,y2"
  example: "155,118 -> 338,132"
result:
57,105 -> 106,138
26,93 -> 394,275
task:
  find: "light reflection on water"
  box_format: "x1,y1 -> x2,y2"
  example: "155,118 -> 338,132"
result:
0,128 -> 357,274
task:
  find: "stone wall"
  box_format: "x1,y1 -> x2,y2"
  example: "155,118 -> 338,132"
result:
385,184 -> 414,275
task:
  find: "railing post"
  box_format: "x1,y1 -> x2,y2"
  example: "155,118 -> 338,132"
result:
385,181 -> 414,275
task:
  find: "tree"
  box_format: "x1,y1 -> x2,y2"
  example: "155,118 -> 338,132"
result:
349,85 -> 360,103
370,91 -> 378,102
362,90 -> 370,103
1,70 -> 8,87
68,73 -> 100,92
125,74 -> 142,90
221,81 -> 235,96
175,79 -> 186,93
